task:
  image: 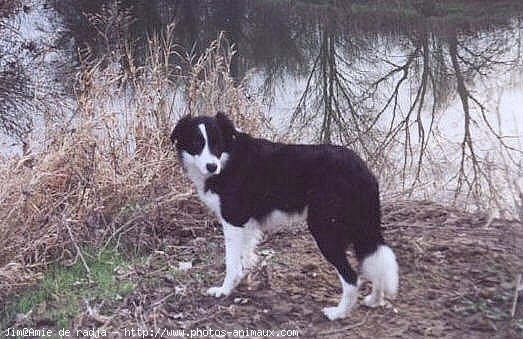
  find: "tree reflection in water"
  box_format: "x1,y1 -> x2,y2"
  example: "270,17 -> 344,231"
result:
3,0 -> 523,216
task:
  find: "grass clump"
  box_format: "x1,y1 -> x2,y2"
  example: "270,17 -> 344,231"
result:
1,248 -> 134,329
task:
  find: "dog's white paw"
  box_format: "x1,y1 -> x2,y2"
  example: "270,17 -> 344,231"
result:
322,306 -> 348,321
205,286 -> 231,298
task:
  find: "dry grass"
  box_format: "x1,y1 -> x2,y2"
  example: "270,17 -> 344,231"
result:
0,25 -> 263,301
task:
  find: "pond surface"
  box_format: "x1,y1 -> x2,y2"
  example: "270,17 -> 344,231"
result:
54,1 -> 523,141
1,0 -> 522,215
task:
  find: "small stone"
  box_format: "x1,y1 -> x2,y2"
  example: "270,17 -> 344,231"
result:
178,261 -> 192,271
233,297 -> 249,304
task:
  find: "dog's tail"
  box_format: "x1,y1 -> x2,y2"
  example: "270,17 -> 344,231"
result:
360,245 -> 399,298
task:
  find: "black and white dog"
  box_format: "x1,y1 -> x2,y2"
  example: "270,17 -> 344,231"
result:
171,112 -> 398,320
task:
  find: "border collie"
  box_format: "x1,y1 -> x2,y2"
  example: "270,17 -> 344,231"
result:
171,112 -> 399,320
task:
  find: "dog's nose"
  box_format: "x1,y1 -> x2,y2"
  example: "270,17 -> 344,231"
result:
206,163 -> 218,173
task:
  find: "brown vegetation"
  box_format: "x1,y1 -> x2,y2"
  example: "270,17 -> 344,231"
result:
0,29 -> 262,301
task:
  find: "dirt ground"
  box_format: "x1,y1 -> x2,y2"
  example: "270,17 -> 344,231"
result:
36,200 -> 523,338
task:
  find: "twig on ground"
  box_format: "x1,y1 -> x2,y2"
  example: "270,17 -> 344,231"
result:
511,273 -> 521,318
150,293 -> 174,308
66,222 -> 92,281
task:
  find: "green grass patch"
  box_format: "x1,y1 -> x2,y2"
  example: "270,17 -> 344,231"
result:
1,248 -> 136,330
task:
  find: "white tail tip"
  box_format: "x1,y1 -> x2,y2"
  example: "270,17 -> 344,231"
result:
361,245 -> 399,298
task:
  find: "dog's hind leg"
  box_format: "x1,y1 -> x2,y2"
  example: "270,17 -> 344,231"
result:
309,223 -> 359,320
206,221 -> 245,297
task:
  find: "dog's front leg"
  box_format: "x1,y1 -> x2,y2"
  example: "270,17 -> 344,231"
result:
206,222 -> 244,297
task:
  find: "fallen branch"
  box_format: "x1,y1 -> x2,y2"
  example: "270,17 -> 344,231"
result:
66,221 -> 92,281
150,293 -> 174,308
511,274 -> 521,318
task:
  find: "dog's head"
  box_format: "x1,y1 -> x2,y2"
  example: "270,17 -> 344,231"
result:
171,112 -> 236,177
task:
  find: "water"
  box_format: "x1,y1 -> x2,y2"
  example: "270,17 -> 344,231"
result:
1,0 -> 522,216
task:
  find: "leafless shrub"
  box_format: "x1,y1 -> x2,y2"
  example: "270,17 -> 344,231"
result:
80,0 -> 133,67
0,61 -> 33,146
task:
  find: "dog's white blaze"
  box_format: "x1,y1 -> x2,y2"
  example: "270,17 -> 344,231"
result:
322,274 -> 358,320
360,245 -> 399,307
196,124 -> 222,175
180,124 -> 230,219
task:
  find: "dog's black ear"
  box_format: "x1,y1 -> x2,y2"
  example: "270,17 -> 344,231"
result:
171,115 -> 191,144
215,112 -> 237,140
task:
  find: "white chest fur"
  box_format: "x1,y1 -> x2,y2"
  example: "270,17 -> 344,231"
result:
183,163 -> 222,218
198,186 -> 222,217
